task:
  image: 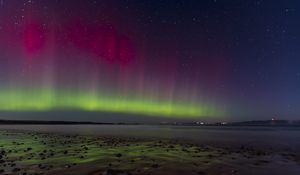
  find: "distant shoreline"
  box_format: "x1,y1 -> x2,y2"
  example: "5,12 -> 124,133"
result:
1,119 -> 300,127
0,119 -> 122,125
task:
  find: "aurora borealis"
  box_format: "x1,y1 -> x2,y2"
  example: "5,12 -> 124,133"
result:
0,0 -> 300,121
0,87 -> 223,118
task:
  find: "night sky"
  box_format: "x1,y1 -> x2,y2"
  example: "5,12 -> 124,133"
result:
0,0 -> 300,122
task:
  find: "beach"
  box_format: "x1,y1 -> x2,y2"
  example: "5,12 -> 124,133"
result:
0,125 -> 300,175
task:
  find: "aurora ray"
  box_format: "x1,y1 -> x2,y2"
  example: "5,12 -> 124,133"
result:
0,0 -> 228,120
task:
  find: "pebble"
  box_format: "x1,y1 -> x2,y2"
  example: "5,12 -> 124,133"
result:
115,153 -> 122,157
12,167 -> 21,172
102,169 -> 132,175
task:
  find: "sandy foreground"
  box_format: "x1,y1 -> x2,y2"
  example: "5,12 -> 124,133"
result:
0,129 -> 300,175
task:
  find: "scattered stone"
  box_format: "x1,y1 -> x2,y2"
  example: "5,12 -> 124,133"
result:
231,169 -> 238,174
102,169 -> 132,175
39,153 -> 45,157
151,164 -> 159,168
115,153 -> 122,158
12,167 -> 21,172
168,145 -> 175,149
197,171 -> 206,175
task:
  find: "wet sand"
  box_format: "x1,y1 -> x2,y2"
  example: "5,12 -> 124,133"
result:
0,129 -> 300,175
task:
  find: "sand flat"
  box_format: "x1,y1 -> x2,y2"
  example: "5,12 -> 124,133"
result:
0,129 -> 300,175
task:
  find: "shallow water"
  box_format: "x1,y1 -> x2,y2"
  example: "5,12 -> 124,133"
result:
1,125 -> 300,151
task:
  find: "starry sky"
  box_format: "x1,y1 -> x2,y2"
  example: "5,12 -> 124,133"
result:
0,0 -> 300,122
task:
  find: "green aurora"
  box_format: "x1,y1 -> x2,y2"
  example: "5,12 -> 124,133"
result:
0,88 -> 225,118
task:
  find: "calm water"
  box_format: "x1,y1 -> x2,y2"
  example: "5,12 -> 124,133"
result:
1,125 -> 300,150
